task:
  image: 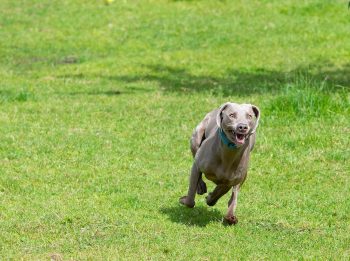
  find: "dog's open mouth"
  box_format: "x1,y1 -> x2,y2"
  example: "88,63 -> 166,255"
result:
232,132 -> 247,145
236,133 -> 245,144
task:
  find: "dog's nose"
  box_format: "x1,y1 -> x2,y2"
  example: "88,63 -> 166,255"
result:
237,123 -> 248,132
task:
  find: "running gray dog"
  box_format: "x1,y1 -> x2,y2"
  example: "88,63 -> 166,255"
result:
179,102 -> 260,225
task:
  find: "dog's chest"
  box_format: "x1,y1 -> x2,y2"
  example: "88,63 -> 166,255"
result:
196,139 -> 250,185
217,163 -> 247,185
201,159 -> 247,186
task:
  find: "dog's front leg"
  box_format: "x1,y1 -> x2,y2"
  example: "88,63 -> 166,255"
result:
179,163 -> 201,208
206,184 -> 231,206
224,185 -> 240,225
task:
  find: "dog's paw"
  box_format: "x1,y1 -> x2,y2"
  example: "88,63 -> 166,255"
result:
196,179 -> 207,195
223,215 -> 238,225
179,196 -> 195,208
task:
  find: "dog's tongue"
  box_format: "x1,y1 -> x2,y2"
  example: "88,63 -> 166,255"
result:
236,134 -> 245,144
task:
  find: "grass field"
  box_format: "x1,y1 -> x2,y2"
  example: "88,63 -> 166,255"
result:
0,0 -> 349,259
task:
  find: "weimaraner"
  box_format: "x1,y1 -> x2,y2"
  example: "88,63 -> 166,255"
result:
179,102 -> 260,225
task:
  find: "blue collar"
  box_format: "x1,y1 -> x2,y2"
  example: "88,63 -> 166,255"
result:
219,128 -> 237,150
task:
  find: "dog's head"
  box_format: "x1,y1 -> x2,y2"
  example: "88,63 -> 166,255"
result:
216,102 -> 260,146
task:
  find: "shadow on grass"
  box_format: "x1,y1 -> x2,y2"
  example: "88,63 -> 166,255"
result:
111,63 -> 350,95
112,65 -> 285,96
160,205 -> 223,227
63,86 -> 154,96
68,90 -> 122,96
58,62 -> 350,96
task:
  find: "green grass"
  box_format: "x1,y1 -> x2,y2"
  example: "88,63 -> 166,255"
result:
0,0 -> 349,259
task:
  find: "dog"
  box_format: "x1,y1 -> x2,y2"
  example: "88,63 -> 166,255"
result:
179,102 -> 260,225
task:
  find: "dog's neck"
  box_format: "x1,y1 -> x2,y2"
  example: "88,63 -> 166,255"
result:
218,128 -> 249,161
219,128 -> 237,150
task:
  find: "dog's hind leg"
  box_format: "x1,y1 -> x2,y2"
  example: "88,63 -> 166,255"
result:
196,174 -> 207,195
190,114 -> 210,195
190,115 -> 209,157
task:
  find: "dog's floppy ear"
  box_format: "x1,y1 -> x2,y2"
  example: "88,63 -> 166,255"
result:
216,102 -> 231,127
250,105 -> 260,134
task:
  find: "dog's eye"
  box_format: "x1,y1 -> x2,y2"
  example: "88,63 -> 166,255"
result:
229,113 -> 237,118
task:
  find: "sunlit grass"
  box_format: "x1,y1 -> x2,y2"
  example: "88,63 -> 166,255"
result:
0,0 -> 349,259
